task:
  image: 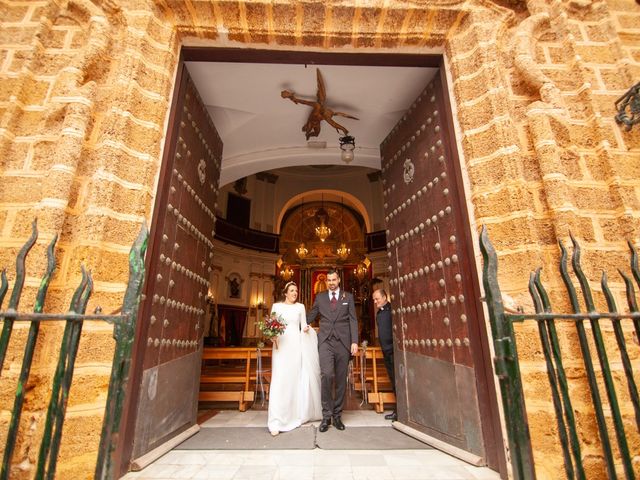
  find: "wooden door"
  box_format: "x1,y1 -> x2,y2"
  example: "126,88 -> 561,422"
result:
380,71 -> 497,466
128,65 -> 221,466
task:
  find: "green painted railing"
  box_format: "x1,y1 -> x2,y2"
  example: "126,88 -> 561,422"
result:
480,226 -> 640,480
0,220 -> 148,480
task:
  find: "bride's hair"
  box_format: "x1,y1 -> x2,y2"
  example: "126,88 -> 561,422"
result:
283,281 -> 297,294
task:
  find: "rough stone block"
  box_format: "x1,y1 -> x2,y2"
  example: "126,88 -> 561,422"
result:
467,152 -> 525,190
301,2 -> 325,36
0,25 -> 38,45
546,45 -> 569,64
245,3 -> 269,43
616,14 -> 640,29
462,120 -> 516,159
613,152 -> 640,179
358,6 -> 382,38
56,413 -> 103,478
2,175 -> 43,203
458,94 -> 502,131
9,110 -> 45,136
572,184 -> 618,210
271,2 -> 297,45
599,67 -> 634,91
1,141 -> 30,170
116,84 -> 168,124
472,183 -> 538,218
66,245 -> 131,285
133,57 -> 171,94
0,3 -> 30,21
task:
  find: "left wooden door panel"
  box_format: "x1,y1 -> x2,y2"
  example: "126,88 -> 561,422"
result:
130,65 -> 221,463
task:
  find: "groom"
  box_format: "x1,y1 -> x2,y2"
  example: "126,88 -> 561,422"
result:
307,268 -> 358,432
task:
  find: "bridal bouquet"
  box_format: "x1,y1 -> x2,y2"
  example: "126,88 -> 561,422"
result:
257,312 -> 286,349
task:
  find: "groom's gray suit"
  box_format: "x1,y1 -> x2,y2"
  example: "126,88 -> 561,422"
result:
307,288 -> 358,420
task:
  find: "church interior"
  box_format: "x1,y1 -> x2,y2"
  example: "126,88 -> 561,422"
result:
188,59 -> 437,414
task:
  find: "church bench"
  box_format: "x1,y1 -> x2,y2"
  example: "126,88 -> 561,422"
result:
199,347 -> 272,411
352,346 -> 397,413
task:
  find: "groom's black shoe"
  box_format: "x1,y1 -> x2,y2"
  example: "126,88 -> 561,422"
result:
333,416 -> 345,430
385,411 -> 398,421
319,418 -> 331,433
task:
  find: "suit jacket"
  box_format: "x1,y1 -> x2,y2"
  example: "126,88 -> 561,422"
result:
307,289 -> 358,350
376,302 -> 393,356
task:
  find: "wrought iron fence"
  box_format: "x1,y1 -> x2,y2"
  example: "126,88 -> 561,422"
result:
0,220 -> 147,480
480,226 -> 640,480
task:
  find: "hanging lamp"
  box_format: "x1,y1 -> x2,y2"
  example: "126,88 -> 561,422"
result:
314,194 -> 331,242
336,198 -> 350,260
295,199 -> 308,259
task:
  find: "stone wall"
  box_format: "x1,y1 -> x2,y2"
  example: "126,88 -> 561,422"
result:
0,0 -> 638,478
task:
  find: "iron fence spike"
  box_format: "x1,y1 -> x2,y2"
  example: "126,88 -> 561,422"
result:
0,269 -> 7,311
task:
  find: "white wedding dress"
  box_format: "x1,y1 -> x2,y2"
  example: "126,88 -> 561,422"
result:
267,302 -> 322,433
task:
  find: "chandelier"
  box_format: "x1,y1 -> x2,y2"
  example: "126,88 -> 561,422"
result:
314,195 -> 331,242
315,220 -> 331,242
336,243 -> 350,260
296,200 -> 308,259
336,198 -> 350,260
296,242 -> 308,259
280,264 -> 294,281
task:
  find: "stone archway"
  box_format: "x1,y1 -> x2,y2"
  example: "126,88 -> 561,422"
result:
116,2 -> 520,476
7,0 -> 630,478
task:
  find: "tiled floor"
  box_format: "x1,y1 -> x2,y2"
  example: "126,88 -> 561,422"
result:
122,410 -> 501,480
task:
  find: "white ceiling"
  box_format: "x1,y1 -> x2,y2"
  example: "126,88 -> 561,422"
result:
185,61 -> 438,187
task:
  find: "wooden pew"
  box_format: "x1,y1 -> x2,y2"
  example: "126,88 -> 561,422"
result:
199,347 -> 272,411
352,346 -> 397,413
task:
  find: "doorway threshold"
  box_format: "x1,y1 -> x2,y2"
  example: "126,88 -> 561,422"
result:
199,409 -> 393,428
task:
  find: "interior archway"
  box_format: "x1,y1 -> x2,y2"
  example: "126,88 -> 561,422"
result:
276,189 -> 372,234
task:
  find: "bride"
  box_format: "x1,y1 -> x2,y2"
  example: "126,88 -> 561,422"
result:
267,281 -> 322,435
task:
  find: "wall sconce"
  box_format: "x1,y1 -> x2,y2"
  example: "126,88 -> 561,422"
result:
354,262 -> 368,281
339,135 -> 355,163
206,290 -> 215,305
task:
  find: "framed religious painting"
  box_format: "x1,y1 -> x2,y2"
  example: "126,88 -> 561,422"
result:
311,270 -> 329,304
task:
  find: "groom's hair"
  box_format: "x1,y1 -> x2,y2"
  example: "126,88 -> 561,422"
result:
327,268 -> 339,277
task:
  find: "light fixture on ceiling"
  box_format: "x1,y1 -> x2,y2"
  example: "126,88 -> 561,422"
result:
336,198 -> 350,261
339,135 -> 355,164
314,194 -> 332,243
296,199 -> 308,260
280,264 -> 294,281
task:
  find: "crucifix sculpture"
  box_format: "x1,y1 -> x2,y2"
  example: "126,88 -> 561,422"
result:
281,69 -> 359,140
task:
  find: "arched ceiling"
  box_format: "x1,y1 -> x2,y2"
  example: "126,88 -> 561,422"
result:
280,200 -> 365,265
185,61 -> 437,186
275,187 -> 372,233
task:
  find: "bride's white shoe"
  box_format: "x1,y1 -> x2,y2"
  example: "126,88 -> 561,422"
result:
270,430 -> 279,436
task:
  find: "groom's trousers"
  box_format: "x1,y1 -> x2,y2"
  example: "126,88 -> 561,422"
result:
318,336 -> 350,419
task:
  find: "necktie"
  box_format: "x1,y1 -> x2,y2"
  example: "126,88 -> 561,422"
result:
330,292 -> 337,310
